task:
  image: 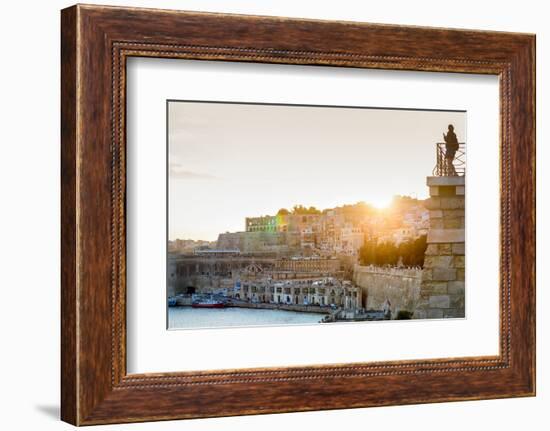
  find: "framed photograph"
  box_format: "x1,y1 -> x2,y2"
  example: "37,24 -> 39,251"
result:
61,4 -> 535,425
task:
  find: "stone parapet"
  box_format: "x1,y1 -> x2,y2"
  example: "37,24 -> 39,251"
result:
426,176 -> 465,187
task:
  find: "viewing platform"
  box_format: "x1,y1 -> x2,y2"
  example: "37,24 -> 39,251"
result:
432,142 -> 465,177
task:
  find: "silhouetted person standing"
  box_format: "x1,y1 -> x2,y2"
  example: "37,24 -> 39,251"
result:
443,124 -> 459,175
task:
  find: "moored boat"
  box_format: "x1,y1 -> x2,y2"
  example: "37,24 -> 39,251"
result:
168,296 -> 177,307
191,298 -> 225,308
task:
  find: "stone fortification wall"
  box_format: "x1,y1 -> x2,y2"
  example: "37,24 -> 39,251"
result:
353,265 -> 422,316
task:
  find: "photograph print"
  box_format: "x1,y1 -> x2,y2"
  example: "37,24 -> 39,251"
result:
167,101 -> 466,330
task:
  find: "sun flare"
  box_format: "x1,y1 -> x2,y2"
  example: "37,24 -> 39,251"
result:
370,196 -> 394,210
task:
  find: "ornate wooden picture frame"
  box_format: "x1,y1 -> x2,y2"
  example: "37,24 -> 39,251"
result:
61,4 -> 535,425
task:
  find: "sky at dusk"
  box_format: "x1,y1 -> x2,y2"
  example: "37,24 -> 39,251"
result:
168,101 -> 465,241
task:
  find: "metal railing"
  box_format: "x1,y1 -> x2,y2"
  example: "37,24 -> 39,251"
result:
432,142 -> 466,176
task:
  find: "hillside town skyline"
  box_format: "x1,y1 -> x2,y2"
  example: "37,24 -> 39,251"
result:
169,195 -> 425,243
169,194 -> 429,261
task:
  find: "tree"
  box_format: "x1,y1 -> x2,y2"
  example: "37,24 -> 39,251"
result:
410,234 -> 428,267
359,239 -> 377,265
375,241 -> 399,266
291,204 -> 321,215
358,234 -> 427,268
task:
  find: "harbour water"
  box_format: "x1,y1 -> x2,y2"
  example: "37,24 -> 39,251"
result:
168,306 -> 324,330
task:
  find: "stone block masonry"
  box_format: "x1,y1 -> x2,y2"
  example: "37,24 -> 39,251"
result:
415,176 -> 465,319
353,265 -> 421,316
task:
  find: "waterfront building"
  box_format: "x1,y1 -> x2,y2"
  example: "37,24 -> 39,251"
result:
233,276 -> 361,310
167,254 -> 343,295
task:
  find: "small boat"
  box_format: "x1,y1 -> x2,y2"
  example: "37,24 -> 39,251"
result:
168,296 -> 177,307
191,298 -> 225,309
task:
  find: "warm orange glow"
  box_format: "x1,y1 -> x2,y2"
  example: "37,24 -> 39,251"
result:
370,196 -> 394,210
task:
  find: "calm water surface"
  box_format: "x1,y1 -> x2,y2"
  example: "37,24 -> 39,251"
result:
168,306 -> 324,329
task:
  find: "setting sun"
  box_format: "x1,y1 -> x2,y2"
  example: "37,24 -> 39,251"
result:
370,196 -> 394,210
